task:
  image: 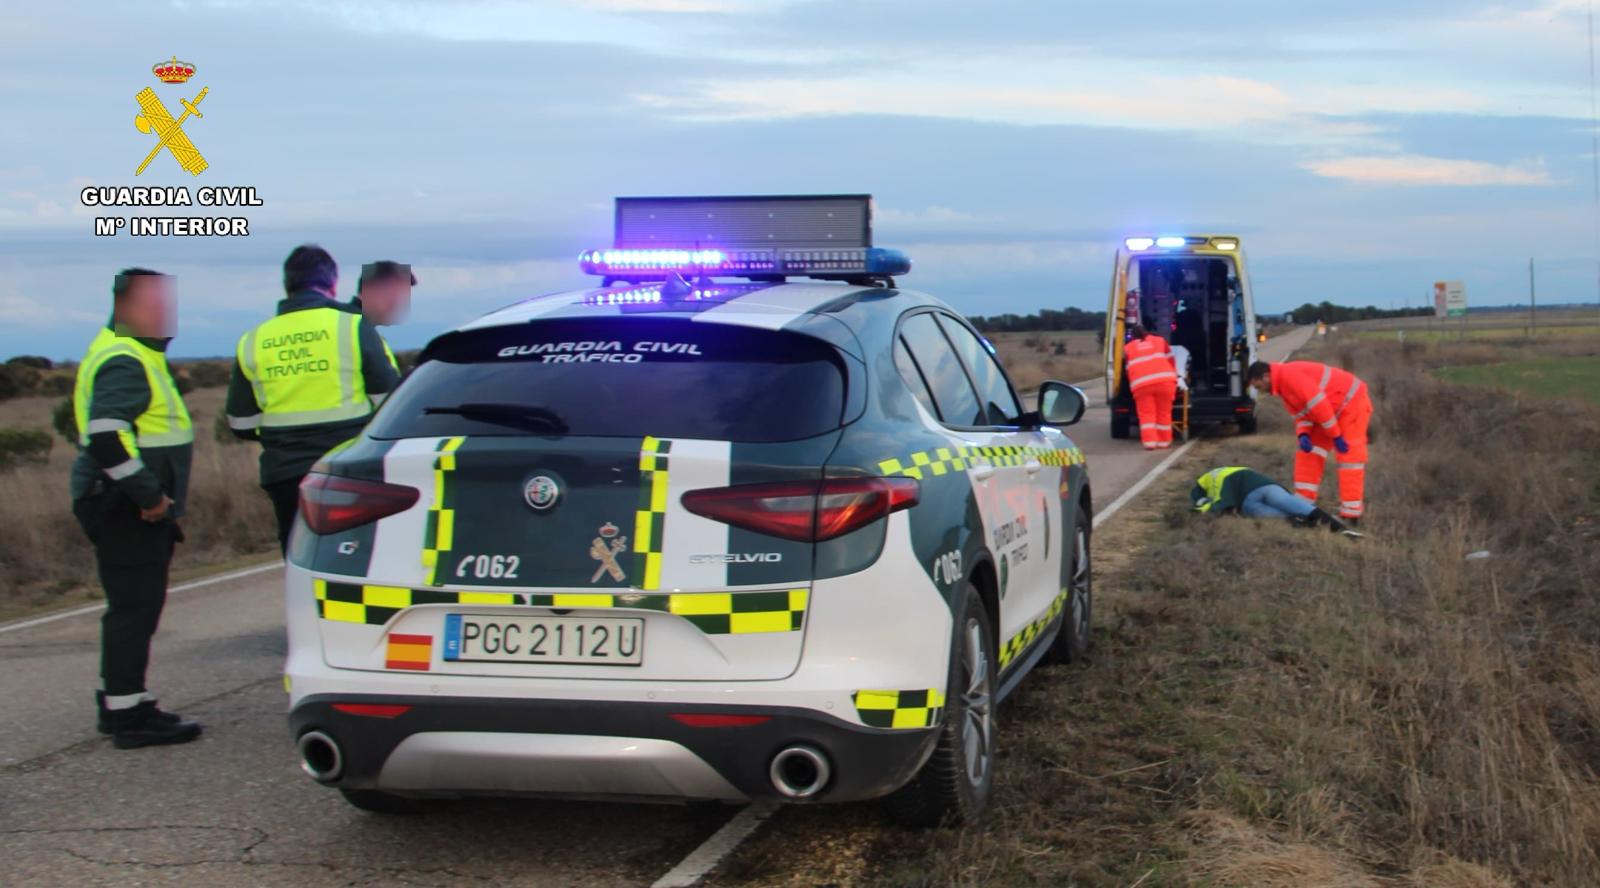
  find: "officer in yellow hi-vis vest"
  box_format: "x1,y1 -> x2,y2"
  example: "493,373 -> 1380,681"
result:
225,245 -> 399,552
350,260 -> 416,374
70,268 -> 203,749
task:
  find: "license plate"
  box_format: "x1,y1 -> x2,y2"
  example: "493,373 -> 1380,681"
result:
442,614 -> 644,665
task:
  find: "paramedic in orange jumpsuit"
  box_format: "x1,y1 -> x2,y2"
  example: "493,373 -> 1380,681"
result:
1247,360 -> 1372,521
1124,324 -> 1179,450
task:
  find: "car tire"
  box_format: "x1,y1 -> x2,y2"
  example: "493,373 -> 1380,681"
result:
1046,503 -> 1093,664
884,582 -> 996,828
1237,412 -> 1258,435
339,788 -> 426,815
1110,410 -> 1131,439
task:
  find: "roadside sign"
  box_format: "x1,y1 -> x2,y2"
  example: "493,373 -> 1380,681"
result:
1433,280 -> 1467,317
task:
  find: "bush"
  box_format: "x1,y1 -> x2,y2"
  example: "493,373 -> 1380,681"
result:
0,427 -> 52,468
6,355 -> 53,370
52,396 -> 77,444
213,411 -> 245,445
38,374 -> 74,397
0,363 -> 40,400
184,360 -> 232,389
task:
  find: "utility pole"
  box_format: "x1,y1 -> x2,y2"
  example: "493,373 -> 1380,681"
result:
1529,257 -> 1537,336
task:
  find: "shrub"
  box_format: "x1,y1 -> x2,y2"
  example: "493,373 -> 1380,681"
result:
6,355 -> 53,370
0,427 -> 52,468
184,360 -> 232,389
38,374 -> 74,397
213,410 -> 245,445
0,363 -> 40,400
52,396 -> 77,444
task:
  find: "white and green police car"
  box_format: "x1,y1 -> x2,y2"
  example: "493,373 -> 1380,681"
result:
285,195 -> 1093,825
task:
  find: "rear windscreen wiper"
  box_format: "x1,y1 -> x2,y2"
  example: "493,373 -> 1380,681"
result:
423,402 -> 569,434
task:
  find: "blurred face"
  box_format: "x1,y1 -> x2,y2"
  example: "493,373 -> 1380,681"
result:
1249,374 -> 1271,397
119,275 -> 177,338
361,277 -> 411,326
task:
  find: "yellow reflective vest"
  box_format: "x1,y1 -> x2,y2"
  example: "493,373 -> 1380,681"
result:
236,306 -> 372,429
74,327 -> 194,451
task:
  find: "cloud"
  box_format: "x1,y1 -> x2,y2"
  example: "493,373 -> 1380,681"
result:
1301,154 -> 1556,186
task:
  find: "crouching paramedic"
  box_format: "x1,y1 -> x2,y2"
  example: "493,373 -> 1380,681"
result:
70,268 -> 203,748
1191,466 -> 1360,537
1124,323 -> 1178,450
1247,360 -> 1372,522
226,245 -> 399,552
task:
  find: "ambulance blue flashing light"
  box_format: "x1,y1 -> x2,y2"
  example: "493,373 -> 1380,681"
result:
1155,236 -> 1185,248
1125,237 -> 1155,251
580,246 -> 911,279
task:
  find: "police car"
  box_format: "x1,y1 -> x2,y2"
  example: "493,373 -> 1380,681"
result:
285,195 -> 1093,826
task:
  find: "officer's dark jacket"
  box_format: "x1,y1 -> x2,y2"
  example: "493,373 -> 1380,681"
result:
224,290 -> 399,486
1189,467 -> 1276,514
70,321 -> 193,517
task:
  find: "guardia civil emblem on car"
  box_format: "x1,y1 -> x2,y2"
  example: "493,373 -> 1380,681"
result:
523,475 -> 561,511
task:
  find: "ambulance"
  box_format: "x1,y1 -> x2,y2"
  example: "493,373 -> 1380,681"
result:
1103,235 -> 1259,437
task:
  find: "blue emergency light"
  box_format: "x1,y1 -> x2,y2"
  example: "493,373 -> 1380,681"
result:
581,195 -> 911,282
1124,235 -> 1228,251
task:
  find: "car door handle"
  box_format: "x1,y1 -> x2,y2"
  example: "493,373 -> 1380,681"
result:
972,463 -> 996,481
1025,459 -> 1043,476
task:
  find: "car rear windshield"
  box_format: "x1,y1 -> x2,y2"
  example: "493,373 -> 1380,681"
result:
367,317 -> 847,442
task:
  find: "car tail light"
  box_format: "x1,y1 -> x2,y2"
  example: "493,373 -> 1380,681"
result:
331,703 -> 412,718
670,713 -> 771,728
299,473 -> 420,535
680,477 -> 920,542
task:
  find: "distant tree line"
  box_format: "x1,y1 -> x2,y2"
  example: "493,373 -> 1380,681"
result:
968,307 -> 1107,333
1286,301 -> 1433,324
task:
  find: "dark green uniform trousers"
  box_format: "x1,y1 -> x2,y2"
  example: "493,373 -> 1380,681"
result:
73,484 -> 180,700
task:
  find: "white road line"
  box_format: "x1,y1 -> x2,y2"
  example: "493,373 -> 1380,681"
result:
1093,439 -> 1199,529
0,561 -> 282,636
651,801 -> 778,888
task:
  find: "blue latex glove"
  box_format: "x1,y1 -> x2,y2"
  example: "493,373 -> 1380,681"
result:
1298,434 -> 1314,453
1334,436 -> 1350,454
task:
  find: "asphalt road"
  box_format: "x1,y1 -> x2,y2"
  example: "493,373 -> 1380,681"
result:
0,328 -> 1313,887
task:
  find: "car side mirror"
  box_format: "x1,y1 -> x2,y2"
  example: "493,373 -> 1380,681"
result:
1037,381 -> 1087,426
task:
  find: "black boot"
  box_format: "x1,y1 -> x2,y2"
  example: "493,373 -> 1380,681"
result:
105,703 -> 202,749
96,691 -> 184,735
1309,508 -> 1364,539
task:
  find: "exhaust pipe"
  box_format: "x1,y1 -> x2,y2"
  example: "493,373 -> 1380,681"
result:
298,730 -> 343,783
769,745 -> 831,799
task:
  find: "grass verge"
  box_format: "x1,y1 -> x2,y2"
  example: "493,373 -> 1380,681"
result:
711,334 -> 1600,887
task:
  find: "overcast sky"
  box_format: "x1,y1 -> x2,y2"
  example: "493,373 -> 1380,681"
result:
2,0 -> 1598,358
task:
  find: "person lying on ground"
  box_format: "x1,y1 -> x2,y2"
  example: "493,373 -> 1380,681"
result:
1190,466 -> 1362,538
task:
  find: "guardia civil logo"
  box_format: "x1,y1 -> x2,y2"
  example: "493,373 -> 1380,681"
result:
135,56 -> 209,176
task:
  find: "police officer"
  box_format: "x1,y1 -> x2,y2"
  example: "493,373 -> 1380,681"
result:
71,268 -> 203,748
226,245 -> 400,552
350,260 -> 416,373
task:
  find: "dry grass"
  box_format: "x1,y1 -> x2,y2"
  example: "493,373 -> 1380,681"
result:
712,332 -> 1600,887
0,387 -> 276,618
986,331 -> 1102,391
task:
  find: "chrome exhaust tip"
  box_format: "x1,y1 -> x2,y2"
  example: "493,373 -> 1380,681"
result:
298,730 -> 343,783
769,745 -> 831,799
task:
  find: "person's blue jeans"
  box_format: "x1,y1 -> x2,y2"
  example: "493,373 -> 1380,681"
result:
1240,484 -> 1316,520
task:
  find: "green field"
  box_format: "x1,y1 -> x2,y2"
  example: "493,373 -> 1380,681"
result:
1434,356 -> 1600,405
1355,323 -> 1600,341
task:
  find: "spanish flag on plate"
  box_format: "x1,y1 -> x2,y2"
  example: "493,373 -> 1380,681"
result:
385,633 -> 433,671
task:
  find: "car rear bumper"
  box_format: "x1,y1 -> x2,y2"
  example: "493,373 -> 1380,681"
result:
289,694 -> 938,804
1113,392 -> 1254,422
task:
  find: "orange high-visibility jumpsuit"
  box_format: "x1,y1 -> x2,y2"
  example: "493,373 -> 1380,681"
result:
1125,334 -> 1179,450
1269,361 -> 1372,519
